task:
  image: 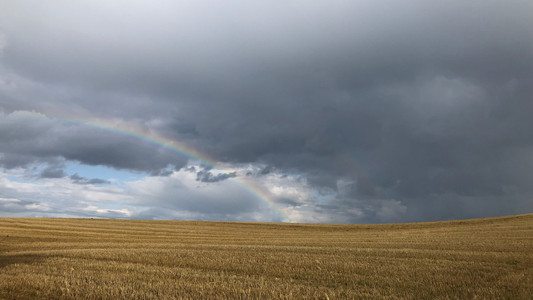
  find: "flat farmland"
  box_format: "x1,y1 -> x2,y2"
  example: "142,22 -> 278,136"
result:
0,214 -> 532,299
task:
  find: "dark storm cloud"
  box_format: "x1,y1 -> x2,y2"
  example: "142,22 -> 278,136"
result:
1,1 -> 533,222
0,112 -> 188,173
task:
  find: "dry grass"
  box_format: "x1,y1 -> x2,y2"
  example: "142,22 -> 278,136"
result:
0,214 -> 532,299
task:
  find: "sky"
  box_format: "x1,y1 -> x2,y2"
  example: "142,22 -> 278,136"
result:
1,0 -> 532,223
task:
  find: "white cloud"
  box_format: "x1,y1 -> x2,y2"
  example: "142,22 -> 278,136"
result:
126,165 -> 273,220
0,197 -> 20,203
0,168 -> 132,217
1,161 -> 404,222
82,205 -> 132,218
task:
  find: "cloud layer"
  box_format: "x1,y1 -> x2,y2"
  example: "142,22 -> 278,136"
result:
1,1 -> 532,222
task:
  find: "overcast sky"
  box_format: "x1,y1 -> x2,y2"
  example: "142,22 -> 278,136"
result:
1,0 -> 532,223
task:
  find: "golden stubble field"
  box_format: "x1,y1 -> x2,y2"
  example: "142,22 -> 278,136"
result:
0,214 -> 532,299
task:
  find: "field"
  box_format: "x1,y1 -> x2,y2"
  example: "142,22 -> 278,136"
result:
0,214 -> 532,299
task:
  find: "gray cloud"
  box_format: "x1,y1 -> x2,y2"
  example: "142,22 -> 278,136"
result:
70,173 -> 110,185
1,1 -> 532,222
196,170 -> 237,183
39,166 -> 66,179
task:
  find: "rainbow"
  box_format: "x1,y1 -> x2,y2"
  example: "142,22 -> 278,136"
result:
13,111 -> 290,222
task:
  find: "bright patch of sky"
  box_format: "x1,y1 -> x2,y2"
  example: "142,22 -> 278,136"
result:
6,175 -> 34,184
65,161 -> 147,184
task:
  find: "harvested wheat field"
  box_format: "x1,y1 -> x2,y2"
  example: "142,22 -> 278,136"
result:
0,214 -> 532,299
